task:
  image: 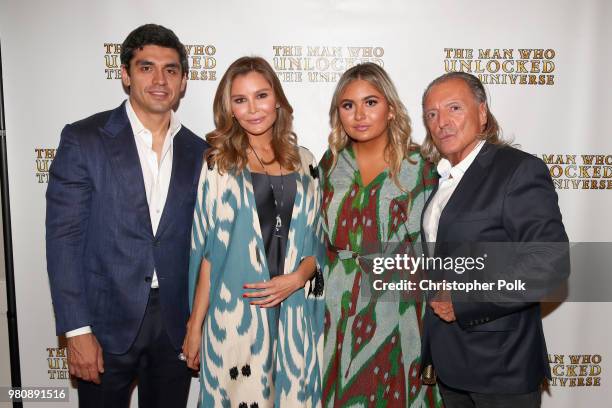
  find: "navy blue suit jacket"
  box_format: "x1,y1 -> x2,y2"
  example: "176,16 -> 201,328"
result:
420,143 -> 569,394
46,102 -> 208,354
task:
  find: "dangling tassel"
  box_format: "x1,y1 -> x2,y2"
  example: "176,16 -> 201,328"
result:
309,267 -> 324,297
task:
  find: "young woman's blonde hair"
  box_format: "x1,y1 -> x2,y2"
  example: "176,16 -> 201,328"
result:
328,63 -> 418,189
205,56 -> 300,173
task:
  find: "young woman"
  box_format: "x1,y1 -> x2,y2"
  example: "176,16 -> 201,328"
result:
319,63 -> 442,407
183,57 -> 324,407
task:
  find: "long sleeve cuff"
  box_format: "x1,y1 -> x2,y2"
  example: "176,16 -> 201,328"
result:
65,326 -> 92,338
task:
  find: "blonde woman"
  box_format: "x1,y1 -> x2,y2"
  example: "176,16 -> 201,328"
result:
183,57 -> 324,407
319,63 -> 441,407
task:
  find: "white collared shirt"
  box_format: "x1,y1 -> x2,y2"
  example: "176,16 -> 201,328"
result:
127,99 -> 181,287
65,99 -> 181,337
423,140 -> 485,243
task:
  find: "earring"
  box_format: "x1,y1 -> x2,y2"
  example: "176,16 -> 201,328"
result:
275,103 -> 280,109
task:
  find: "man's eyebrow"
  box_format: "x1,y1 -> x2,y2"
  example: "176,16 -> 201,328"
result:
134,59 -> 153,66
134,60 -> 180,68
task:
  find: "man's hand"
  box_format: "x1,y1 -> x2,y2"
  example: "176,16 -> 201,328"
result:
429,290 -> 456,322
67,333 -> 104,384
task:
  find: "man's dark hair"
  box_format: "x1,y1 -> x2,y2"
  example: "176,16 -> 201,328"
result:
120,24 -> 189,75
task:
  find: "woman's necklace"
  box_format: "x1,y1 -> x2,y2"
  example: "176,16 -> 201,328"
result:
249,144 -> 284,237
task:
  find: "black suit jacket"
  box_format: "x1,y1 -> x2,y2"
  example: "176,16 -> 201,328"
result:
46,102 -> 208,354
420,142 -> 569,394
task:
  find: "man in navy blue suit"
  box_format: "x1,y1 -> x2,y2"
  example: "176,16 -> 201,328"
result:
419,72 -> 569,408
46,24 -> 207,407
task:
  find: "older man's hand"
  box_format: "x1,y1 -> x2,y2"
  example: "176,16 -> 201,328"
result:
429,290 -> 456,322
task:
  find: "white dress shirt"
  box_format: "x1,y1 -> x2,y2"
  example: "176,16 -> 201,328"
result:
423,140 -> 485,243
66,100 -> 181,337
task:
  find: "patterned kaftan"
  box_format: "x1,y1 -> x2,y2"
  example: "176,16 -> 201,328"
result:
189,147 -> 325,407
319,146 -> 443,407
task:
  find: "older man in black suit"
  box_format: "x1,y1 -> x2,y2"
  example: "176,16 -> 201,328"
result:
419,72 -> 569,408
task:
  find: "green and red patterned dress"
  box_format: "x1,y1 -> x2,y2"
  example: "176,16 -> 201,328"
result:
319,145 -> 442,407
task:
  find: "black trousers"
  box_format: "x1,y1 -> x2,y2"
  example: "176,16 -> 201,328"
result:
438,381 -> 541,408
77,289 -> 191,408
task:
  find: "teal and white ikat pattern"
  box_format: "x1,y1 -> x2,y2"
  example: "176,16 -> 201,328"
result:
189,147 -> 325,407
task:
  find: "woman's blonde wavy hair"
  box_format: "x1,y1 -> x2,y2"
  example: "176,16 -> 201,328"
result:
328,63 -> 418,189
205,56 -> 300,173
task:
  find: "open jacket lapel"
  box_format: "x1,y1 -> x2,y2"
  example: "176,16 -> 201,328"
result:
155,131 -> 197,239
435,142 -> 498,253
100,103 -> 153,237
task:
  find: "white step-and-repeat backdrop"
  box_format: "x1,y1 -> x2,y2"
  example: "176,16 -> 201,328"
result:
1,0 -> 610,406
